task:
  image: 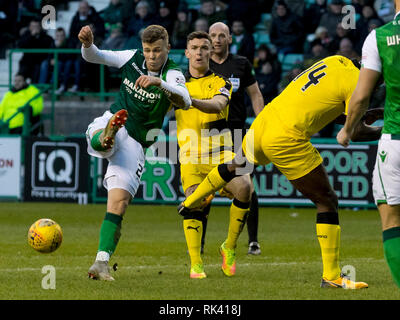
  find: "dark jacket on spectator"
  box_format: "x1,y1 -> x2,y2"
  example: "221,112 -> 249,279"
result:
68,6 -> 105,48
303,1 -> 328,33
126,13 -> 156,36
17,29 -> 54,65
230,33 -> 256,65
269,8 -> 304,53
318,10 -> 344,38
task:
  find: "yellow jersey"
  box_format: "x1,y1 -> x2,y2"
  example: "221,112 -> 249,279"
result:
265,55 -> 359,140
175,70 -> 233,163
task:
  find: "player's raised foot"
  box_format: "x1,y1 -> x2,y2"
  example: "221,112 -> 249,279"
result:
220,241 -> 236,277
190,264 -> 207,279
88,260 -> 115,281
248,241 -> 261,255
101,109 -> 128,149
320,273 -> 368,289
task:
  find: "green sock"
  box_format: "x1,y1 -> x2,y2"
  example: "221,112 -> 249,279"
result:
98,212 -> 123,256
91,130 -> 107,151
383,227 -> 400,288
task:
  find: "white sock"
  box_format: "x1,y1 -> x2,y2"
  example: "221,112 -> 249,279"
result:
96,251 -> 110,262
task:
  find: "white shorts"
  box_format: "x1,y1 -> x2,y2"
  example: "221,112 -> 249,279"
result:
372,134 -> 400,205
86,111 -> 145,197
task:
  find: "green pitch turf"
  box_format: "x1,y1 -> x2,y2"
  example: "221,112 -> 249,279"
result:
0,202 -> 399,301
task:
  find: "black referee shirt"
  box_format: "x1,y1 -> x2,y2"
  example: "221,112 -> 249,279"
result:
209,53 -> 256,129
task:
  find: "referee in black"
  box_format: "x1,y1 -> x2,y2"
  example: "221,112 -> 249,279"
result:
201,22 -> 265,255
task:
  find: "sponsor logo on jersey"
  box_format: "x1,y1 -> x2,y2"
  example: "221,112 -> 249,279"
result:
123,78 -> 161,102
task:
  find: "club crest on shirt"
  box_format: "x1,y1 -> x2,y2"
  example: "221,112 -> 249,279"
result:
229,77 -> 240,92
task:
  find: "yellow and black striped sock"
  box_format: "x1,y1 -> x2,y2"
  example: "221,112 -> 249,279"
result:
316,212 -> 341,280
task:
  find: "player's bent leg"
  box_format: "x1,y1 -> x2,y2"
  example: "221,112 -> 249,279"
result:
379,204 -> 400,288
86,110 -> 128,159
178,151 -> 252,212
290,164 -> 367,289
94,109 -> 128,150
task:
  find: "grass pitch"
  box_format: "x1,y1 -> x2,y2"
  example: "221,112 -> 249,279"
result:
0,202 -> 399,301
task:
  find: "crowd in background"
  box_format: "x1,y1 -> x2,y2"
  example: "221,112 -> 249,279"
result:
0,0 -> 395,132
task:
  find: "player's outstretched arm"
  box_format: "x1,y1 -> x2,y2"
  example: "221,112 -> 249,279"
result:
134,70 -> 191,109
191,95 -> 228,113
79,25 -> 135,69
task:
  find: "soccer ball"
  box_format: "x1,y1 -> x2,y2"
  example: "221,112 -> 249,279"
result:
27,219 -> 63,253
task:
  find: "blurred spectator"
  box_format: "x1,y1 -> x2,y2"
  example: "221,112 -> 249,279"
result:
254,46 -> 281,104
171,2 -> 192,49
278,64 -> 303,93
0,73 -> 43,135
197,0 -> 227,27
155,1 -> 175,35
101,23 -> 127,50
368,17 -> 384,32
303,39 -> 330,68
193,18 -> 209,32
127,1 -> 156,36
272,0 -> 305,18
38,27 -> 70,84
123,28 -> 144,50
303,0 -> 328,33
314,26 -> 333,52
226,0 -> 261,32
256,61 -> 281,104
17,19 -> 54,83
230,20 -> 256,64
318,0 -> 345,38
0,1 -> 18,58
16,0 -> 39,35
355,5 -> 384,53
100,0 -> 125,36
374,0 -> 396,23
68,0 -> 105,49
328,22 -> 354,54
336,37 -> 360,60
269,0 -> 305,54
253,45 -> 281,73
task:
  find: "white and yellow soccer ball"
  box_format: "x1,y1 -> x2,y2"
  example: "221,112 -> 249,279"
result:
27,218 -> 63,253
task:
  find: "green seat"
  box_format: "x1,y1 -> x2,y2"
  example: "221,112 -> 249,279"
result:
281,54 -> 304,71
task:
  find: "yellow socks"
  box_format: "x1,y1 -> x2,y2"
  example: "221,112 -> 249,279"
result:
316,212 -> 341,280
225,199 -> 249,249
183,219 -> 203,267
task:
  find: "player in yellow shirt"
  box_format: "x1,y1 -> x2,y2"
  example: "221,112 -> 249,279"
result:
176,31 -> 253,279
179,55 -> 383,288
